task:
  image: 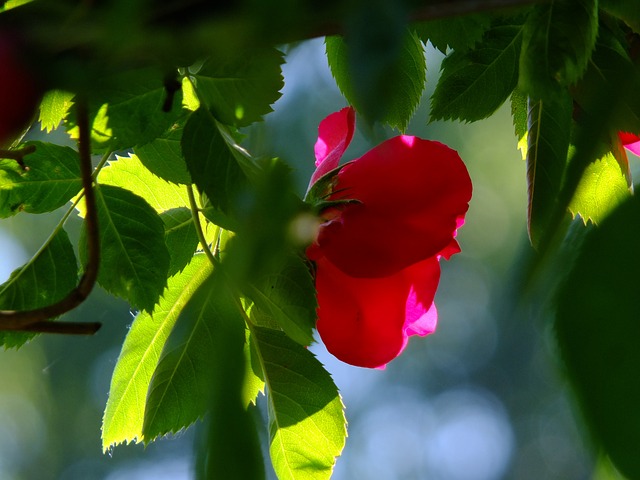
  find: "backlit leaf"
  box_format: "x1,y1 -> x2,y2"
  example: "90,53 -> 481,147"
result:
431,23 -> 522,122
142,272 -> 245,441
0,142 -> 81,218
251,327 -> 346,480
191,48 -> 284,127
98,153 -> 190,212
38,90 -> 74,133
102,255 -> 212,450
556,193 -> 640,480
0,229 -> 78,348
80,184 -> 170,312
569,145 -> 631,225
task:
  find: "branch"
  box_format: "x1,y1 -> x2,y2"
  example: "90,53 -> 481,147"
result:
0,145 -> 37,170
0,99 -> 101,335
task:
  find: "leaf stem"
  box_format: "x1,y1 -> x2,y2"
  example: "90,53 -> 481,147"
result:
0,100 -> 102,334
187,184 -> 218,267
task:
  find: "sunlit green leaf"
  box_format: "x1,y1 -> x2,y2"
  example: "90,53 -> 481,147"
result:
80,184 -> 170,312
161,207 -> 199,277
510,87 -> 528,142
519,0 -> 598,98
102,255 -> 213,450
0,229 -> 78,348
98,153 -> 190,212
569,146 -> 631,225
431,23 -> 522,122
526,92 -> 572,248
0,142 -> 81,218
191,48 -> 284,127
142,271 -> 245,441
181,107 -> 248,214
556,193 -> 640,480
251,327 -> 346,480
326,29 -> 425,131
38,90 -> 74,133
246,254 -> 317,346
414,12 -> 491,54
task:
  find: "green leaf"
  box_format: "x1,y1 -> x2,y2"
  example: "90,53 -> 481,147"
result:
556,193 -> 640,480
181,107 -> 248,214
568,145 -> 631,225
161,207 -> 199,277
326,29 -> 426,131
510,87 -> 528,141
0,229 -> 78,348
191,47 -> 284,127
431,23 -> 522,122
526,92 -> 572,248
101,255 -> 213,450
246,254 -> 317,346
414,12 -> 491,54
98,153 -> 190,212
197,284 -> 265,480
80,184 -> 170,312
134,118 -> 192,185
0,142 -> 81,218
76,68 -> 185,151
571,25 -> 640,136
142,271 -> 245,441
250,327 -> 346,480
38,90 -> 74,132
601,0 -> 640,33
519,0 -> 598,98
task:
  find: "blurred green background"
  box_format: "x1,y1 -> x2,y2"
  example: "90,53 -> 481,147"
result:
0,39 -> 612,479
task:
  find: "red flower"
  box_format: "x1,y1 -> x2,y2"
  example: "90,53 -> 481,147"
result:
307,107 -> 472,368
620,132 -> 640,157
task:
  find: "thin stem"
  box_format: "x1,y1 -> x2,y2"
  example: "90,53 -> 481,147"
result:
187,184 -> 218,267
0,145 -> 36,170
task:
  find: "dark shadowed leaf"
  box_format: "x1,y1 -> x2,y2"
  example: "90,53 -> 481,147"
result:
192,48 -> 284,127
431,23 -> 522,122
0,229 -> 78,348
526,92 -> 572,248
519,0 -> 598,99
246,254 -> 317,346
556,193 -> 640,480
80,185 -> 170,312
0,142 -> 81,218
102,255 -> 212,450
134,117 -> 192,185
326,28 -> 425,131
161,208 -> 199,277
181,107 -> 249,214
414,12 -> 491,54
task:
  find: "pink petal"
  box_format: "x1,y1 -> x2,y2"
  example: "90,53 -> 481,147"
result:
315,255 -> 441,369
620,132 -> 640,156
316,136 -> 472,278
309,106 -> 356,186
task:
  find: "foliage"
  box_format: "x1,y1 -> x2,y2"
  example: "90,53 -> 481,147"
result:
1,0 -> 640,478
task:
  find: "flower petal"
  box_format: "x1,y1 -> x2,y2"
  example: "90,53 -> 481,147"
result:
315,255 -> 441,368
316,136 -> 472,277
309,106 -> 356,186
620,132 -> 640,157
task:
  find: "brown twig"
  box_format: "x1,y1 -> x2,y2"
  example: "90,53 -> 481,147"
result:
0,99 -> 101,335
0,144 -> 37,170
